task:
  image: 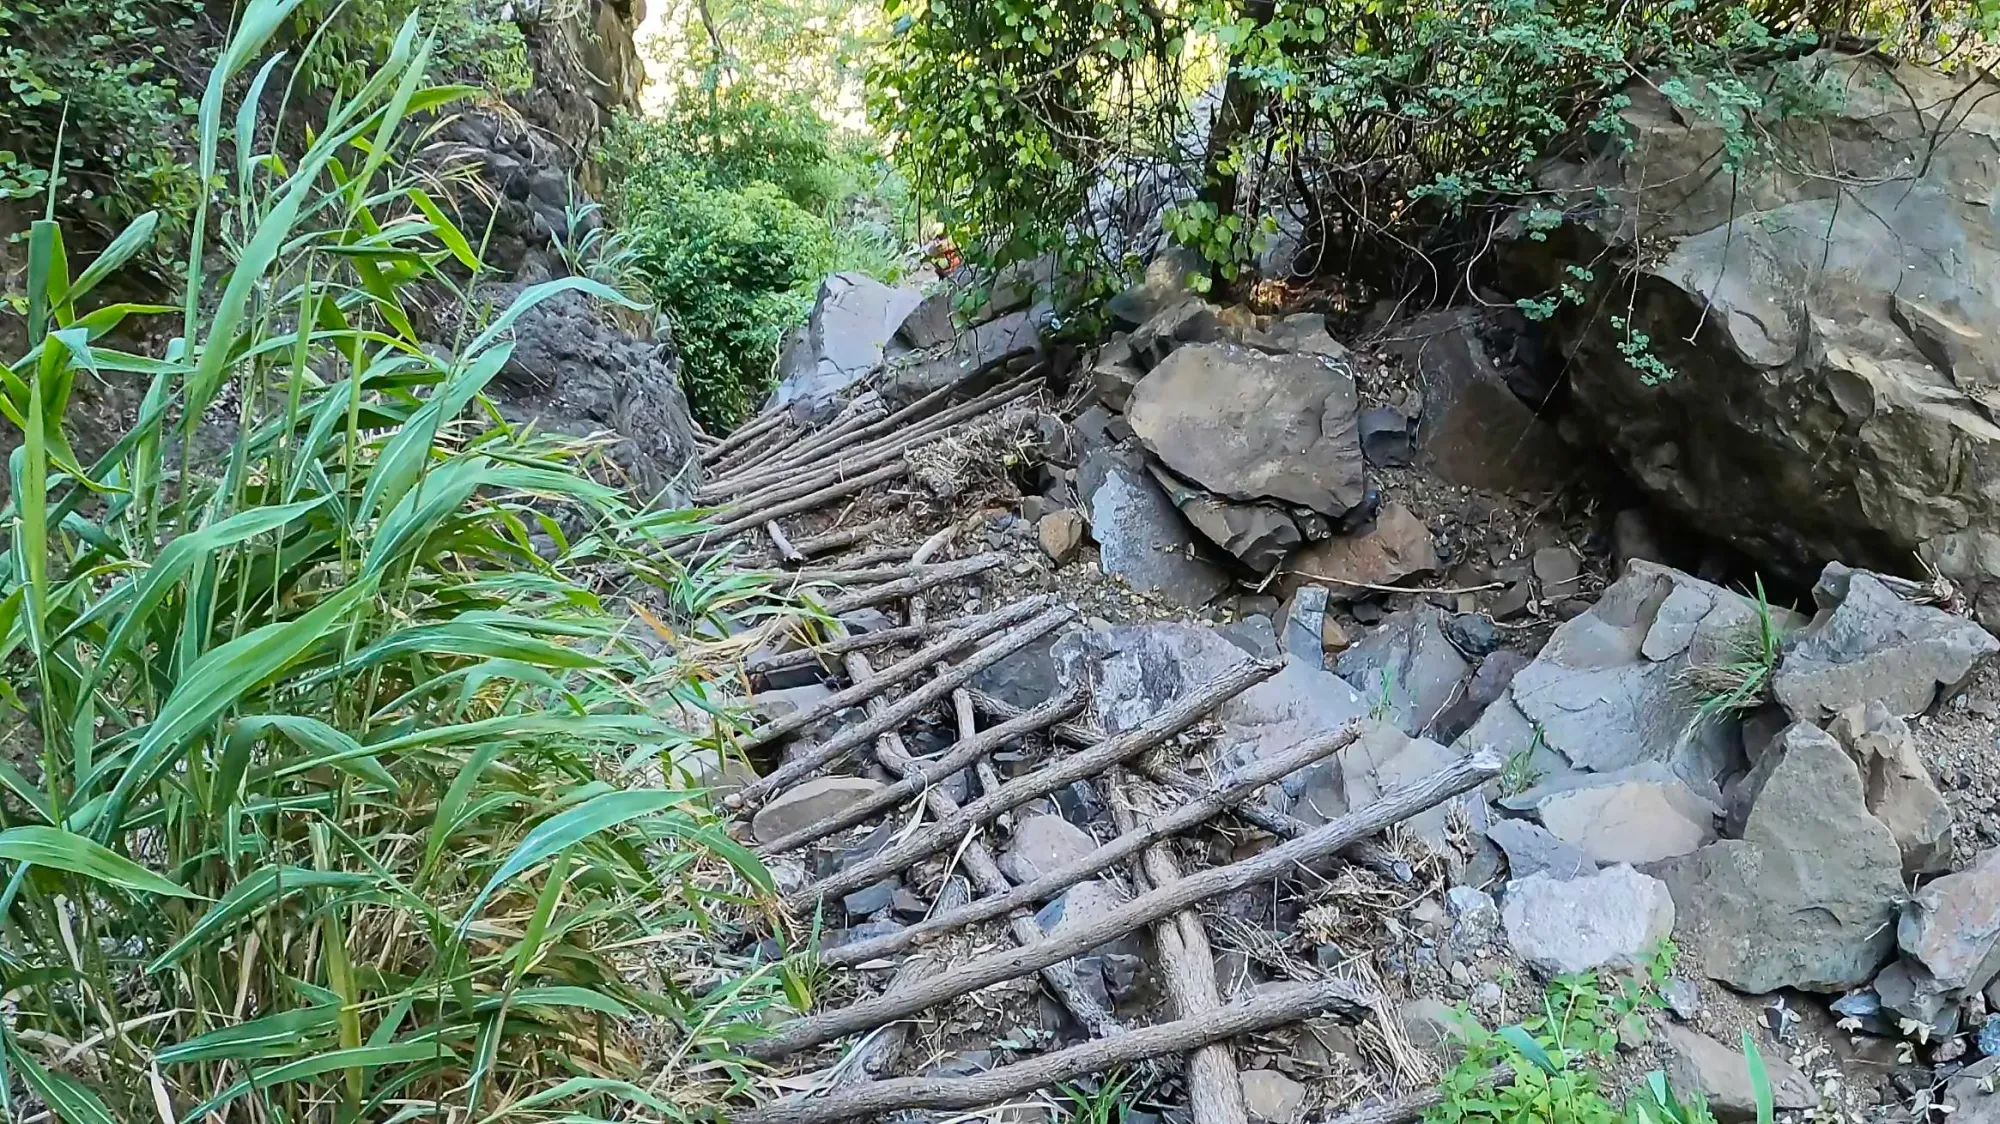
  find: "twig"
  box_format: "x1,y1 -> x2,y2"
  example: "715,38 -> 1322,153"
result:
731,979 -> 1374,1124
820,723 -> 1361,969
816,554 -> 1003,617
749,748 -> 1500,1061
767,521 -> 806,566
672,461 -> 909,559
1286,571 -> 1507,597
792,520 -> 887,558
728,601 -> 1072,812
790,658 -> 1283,911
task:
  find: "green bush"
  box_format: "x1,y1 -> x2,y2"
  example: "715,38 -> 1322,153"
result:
0,9 -> 785,1119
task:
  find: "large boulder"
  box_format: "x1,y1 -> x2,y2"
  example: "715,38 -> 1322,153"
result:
1899,846 -> 2000,999
1660,1025 -> 1815,1123
768,273 -> 925,422
1666,722 -> 1904,993
1516,54 -> 2000,627
1078,448 -> 1232,608
1128,342 -> 1367,518
1773,564 -> 1998,721
1502,864 -> 1676,977
1376,309 -> 1572,494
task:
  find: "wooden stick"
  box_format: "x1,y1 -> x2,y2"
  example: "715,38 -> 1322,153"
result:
732,589 -> 1043,758
731,978 -> 1374,1124
838,876 -> 970,1084
747,620 -> 962,676
672,461 -> 908,559
727,598 -> 1065,808
707,414 -> 797,478
756,685 -> 1089,855
750,747 -> 1501,1060
792,520 -> 886,558
789,657 -> 1282,914
766,521 -> 806,566
729,400 -> 888,480
816,555 -> 1002,617
729,606 -> 1073,815
819,722 -> 1359,969
840,645 -> 1121,1038
701,408 -> 785,465
1108,772 -> 1247,1124
1134,760 -> 1414,884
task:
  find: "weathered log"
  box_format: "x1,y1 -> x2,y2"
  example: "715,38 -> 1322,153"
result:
1107,772 -> 1246,1124
1133,759 -> 1414,884
727,600 -> 1069,811
671,461 -> 908,559
701,408 -> 786,466
819,721 -> 1361,969
815,554 -> 1002,617
750,747 -> 1501,1060
730,978 -> 1374,1124
727,400 -> 888,481
789,657 -> 1282,913
754,684 -> 1088,855
706,414 -> 797,478
791,520 -> 886,558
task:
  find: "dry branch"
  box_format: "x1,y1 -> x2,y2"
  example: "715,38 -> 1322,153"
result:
1134,759 -> 1414,884
671,461 -> 908,559
726,600 -> 1069,811
706,414 -> 797,478
1108,772 -> 1246,1124
731,978 -> 1374,1124
701,408 -> 785,466
820,722 -> 1360,969
791,658 -> 1283,911
1318,1066 -> 1511,1124
766,521 -> 806,566
747,621 -> 952,676
792,520 -> 886,558
755,684 -> 1088,855
815,554 -> 1002,617
750,746 -> 1501,1060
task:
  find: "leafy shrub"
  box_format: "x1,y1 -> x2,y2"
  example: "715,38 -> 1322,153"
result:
601,112 -> 842,431
0,8 -> 782,1119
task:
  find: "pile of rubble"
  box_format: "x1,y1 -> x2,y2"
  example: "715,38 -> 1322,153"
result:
683,252 -> 2000,1124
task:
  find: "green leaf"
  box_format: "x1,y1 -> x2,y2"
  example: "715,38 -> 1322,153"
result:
149,867 -> 373,971
1742,1030 -> 1774,1124
69,211 -> 160,305
1497,1024 -> 1560,1075
155,1003 -> 341,1065
0,825 -> 201,898
458,789 -> 698,932
192,1042 -> 455,1118
7,1036 -> 116,1124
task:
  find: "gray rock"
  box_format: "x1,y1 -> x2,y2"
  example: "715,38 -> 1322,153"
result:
1107,246 -> 1206,328
1661,1024 -> 1815,1122
897,287 -> 958,348
1446,613 -> 1501,657
1240,1070 -> 1307,1124
881,308 -> 1042,406
1000,815 -> 1098,884
751,776 -> 889,844
1506,762 -> 1718,867
1667,722 -> 1903,993
1447,886 -> 1502,956
1332,722 -> 1469,850
1661,978 -> 1700,1021
1265,313 -> 1348,359
1774,565 -> 2000,721
1359,406 -> 1413,468
1219,615 -> 1281,661
1874,958 -> 1960,1040
1129,300 -> 1225,369
1398,997 -> 1477,1063
1285,503 -> 1441,604
1038,510 -> 1087,565
1148,462 -> 1303,573
769,273 -> 924,421
1900,846 -> 2000,997
1281,587 -> 1331,670
1335,607 -> 1471,738
972,636 -> 1064,713
1091,338 -> 1144,412
1434,648 -> 1530,743
1830,701 -> 1954,874
1078,448 -> 1231,608
1532,547 -> 1583,602
842,878 -> 899,917
1376,308 -> 1571,494
1502,864 -> 1675,977
1486,817 -> 1597,881
1128,342 -> 1366,517
1946,1057 -> 2000,1124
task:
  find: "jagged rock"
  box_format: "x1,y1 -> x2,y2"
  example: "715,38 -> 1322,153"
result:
1661,979 -> 1700,1021
1265,313 -> 1348,359
1036,879 -> 1144,1012
482,281 -> 701,501
1129,300 -> 1225,369
1078,448 -> 1231,608
897,287 -> 958,348
1240,1070 -> 1307,1124
1900,846 -> 2000,998
1446,613 -> 1501,657
1285,503 -> 1440,604
1435,648 -> 1530,743
1058,621 -> 1368,785
1329,722 -> 1468,849
1487,817 -> 1597,881
1220,615 -> 1281,661
1774,565 -> 2000,721
881,307 -> 1042,406
1091,337 -> 1143,411
1000,815 -> 1099,884
1039,510 -> 1087,565
1661,1024 -> 1815,1122
1873,958 -> 1960,1040
842,878 -> 899,917
1334,607 -> 1471,738
751,777 -> 888,844
1829,701 -> 1953,874
1667,722 -> 1903,992
1946,1057 -> 2000,1124
1107,246 -> 1206,328
1128,342 -> 1366,518
1148,463 -> 1302,573
1447,886 -> 1502,957
1451,562 -> 1765,800
1502,864 -> 1675,977
971,635 -> 1063,714
1280,586 -> 1331,670
1375,309 -> 1571,494
1504,763 -> 1718,867
769,273 -> 924,422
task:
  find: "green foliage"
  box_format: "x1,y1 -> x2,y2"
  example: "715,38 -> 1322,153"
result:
1679,576 -> 1785,724
1429,948 -> 1692,1124
293,0 -> 535,94
0,8 -> 784,1118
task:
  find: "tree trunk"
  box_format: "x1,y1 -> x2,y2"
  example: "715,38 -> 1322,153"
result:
1199,0 -> 1276,221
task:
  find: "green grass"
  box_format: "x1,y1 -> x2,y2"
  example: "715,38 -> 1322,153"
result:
1678,575 -> 1785,725
0,4 -> 788,1119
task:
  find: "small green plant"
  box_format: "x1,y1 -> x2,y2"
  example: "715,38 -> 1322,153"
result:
1058,1066 -> 1145,1124
1370,667 -> 1402,723
1679,575 -> 1785,725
